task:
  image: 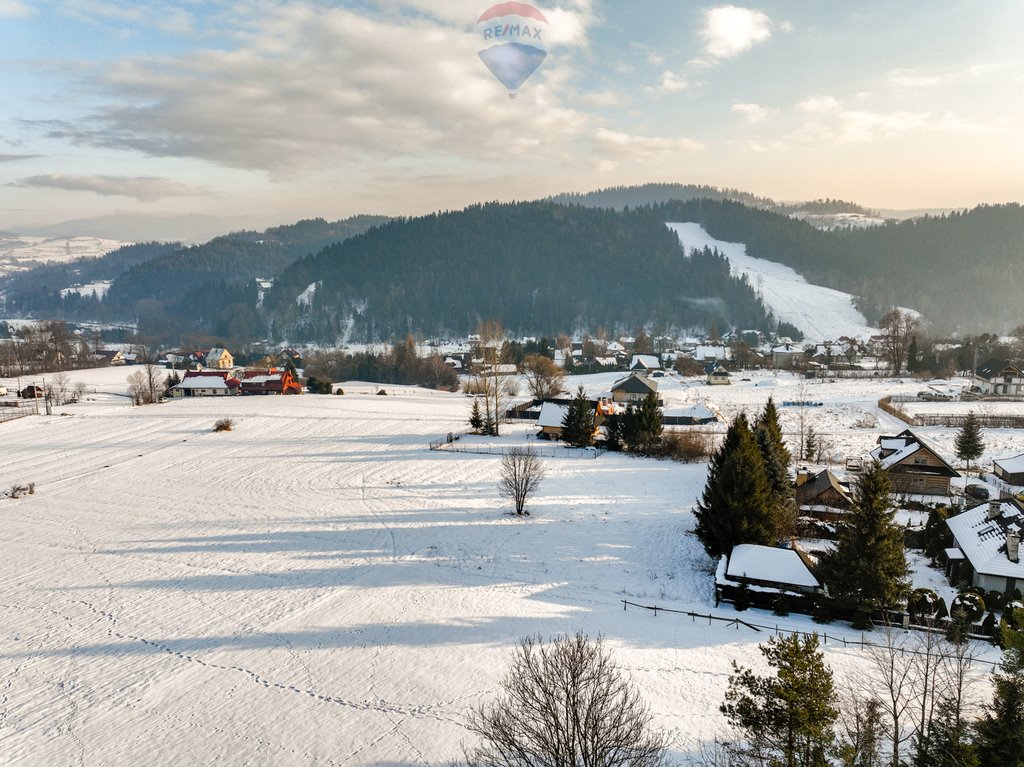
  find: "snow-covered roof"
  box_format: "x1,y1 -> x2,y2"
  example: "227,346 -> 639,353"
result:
537,402 -> 568,429
995,453 -> 1024,474
630,354 -> 661,370
173,377 -> 231,390
947,500 -> 1024,578
724,544 -> 820,589
663,403 -> 716,420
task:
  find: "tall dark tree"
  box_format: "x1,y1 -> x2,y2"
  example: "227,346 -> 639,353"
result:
722,633 -> 838,767
694,413 -> 778,558
819,461 -> 910,613
469,398 -> 484,433
632,392 -> 664,454
954,411 -> 984,475
755,396 -> 796,539
919,695 -> 978,767
561,386 -> 594,448
906,336 -> 920,373
974,648 -> 1024,767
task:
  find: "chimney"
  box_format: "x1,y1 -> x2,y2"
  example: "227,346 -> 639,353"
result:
1008,530 -> 1020,564
796,468 -> 811,487
988,500 -> 1003,520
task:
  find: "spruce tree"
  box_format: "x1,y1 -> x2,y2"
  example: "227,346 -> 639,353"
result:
560,386 -> 594,447
920,696 -> 978,767
755,397 -> 796,540
722,633 -> 838,767
695,413 -> 777,558
469,398 -> 484,432
819,461 -> 910,612
974,648 -> 1024,767
633,392 -> 663,454
954,411 -> 984,475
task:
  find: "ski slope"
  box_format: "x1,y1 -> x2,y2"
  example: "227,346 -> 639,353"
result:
0,369 -> 999,764
668,222 -> 877,341
0,235 -> 128,278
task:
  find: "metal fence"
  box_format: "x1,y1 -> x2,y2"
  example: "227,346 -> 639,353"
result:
0,407 -> 34,425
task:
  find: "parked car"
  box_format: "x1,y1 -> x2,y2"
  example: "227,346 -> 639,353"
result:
965,484 -> 991,501
0,386 -> 8,396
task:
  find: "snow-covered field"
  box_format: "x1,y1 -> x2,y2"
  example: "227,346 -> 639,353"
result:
0,236 -> 129,278
668,222 -> 877,342
0,368 -> 1006,764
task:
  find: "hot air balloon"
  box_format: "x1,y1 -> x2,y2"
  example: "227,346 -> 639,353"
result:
476,2 -> 549,99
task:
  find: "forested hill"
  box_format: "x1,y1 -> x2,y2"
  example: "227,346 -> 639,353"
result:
264,202 -> 774,342
549,183 -> 873,217
643,199 -> 1024,332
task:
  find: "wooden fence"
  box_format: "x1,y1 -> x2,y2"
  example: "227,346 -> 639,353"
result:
621,599 -> 1000,664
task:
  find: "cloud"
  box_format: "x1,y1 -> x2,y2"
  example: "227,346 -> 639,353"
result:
701,5 -> 773,59
0,0 -> 34,18
0,153 -> 39,163
11,174 -> 209,201
885,68 -> 942,88
37,3 -> 594,175
655,70 -> 689,93
592,128 -> 704,162
731,102 -> 774,123
61,0 -> 195,34
794,96 -> 993,143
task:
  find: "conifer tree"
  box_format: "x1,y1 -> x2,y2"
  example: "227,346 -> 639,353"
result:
694,413 -> 777,557
469,398 -> 484,432
633,392 -> 663,454
954,411 -> 984,475
560,386 -> 594,447
722,633 -> 838,767
819,461 -> 910,611
920,696 -> 978,767
974,647 -> 1024,766
755,396 -> 796,539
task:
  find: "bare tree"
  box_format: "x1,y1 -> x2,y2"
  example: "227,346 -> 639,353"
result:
127,370 -> 147,406
498,447 -> 545,516
878,309 -> 919,375
864,627 -> 917,767
521,353 -> 565,401
474,321 -> 515,435
465,632 -> 667,767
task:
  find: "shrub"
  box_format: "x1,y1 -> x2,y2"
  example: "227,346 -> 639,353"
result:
988,590 -> 1007,611
908,588 -> 938,620
935,597 -> 949,621
734,582 -> 751,612
773,593 -> 791,616
812,600 -> 833,624
658,430 -> 712,462
334,388 -> 344,395
951,591 -> 985,622
214,418 -> 234,432
376,389 -> 388,396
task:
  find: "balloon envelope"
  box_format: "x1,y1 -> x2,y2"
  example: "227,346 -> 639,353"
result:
476,2 -> 549,95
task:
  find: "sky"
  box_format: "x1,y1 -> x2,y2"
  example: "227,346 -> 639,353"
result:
2,0 -> 1024,231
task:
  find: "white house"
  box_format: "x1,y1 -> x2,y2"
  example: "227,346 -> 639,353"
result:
946,498 -> 1024,593
629,354 -> 662,373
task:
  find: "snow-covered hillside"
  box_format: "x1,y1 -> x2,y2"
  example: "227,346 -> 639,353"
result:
668,222 -> 877,341
0,368 -> 1001,764
0,235 -> 129,278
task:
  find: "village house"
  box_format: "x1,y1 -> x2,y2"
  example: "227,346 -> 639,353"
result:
795,468 -> 854,521
609,372 -> 660,405
972,358 -> 1024,397
536,401 -> 568,440
946,498 -> 1024,593
706,363 -> 731,385
870,429 -> 960,496
204,348 -> 234,370
94,349 -> 125,366
169,370 -> 240,397
240,368 -> 303,395
772,343 -> 805,369
629,354 -> 662,374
